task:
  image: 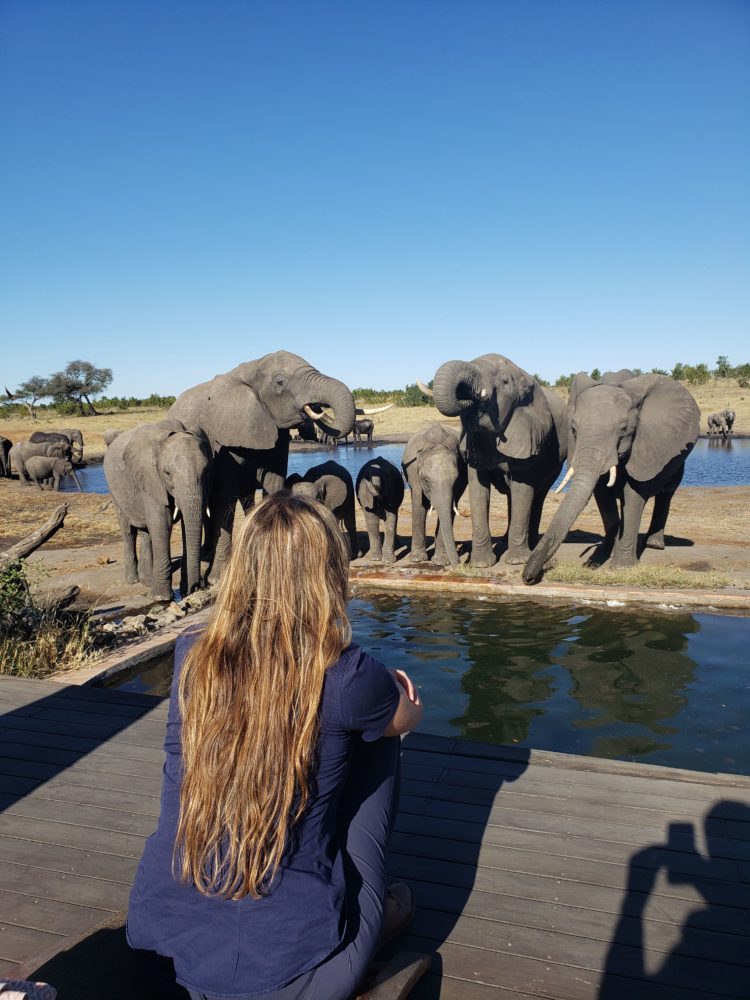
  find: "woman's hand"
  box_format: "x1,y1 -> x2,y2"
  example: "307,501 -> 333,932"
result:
391,669 -> 421,705
383,668 -> 424,737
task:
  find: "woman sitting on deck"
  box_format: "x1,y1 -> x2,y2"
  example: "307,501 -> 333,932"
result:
126,491 -> 424,1000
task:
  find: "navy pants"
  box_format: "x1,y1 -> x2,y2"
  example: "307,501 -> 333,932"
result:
189,735 -> 401,1000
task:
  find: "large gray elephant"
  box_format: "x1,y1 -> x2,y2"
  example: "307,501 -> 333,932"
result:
721,408 -> 736,434
523,372 -> 700,584
707,412 -> 729,437
285,460 -> 358,557
431,355 -> 567,566
29,428 -> 84,462
25,455 -> 82,491
10,439 -> 72,482
401,422 -> 467,567
356,457 -> 404,563
104,419 -> 212,600
0,435 -> 11,477
168,352 -> 355,579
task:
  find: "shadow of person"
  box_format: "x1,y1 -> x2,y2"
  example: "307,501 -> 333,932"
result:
599,801 -> 750,998
13,910 -> 189,1000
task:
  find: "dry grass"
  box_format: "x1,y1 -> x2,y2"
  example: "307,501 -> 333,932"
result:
362,404 -> 459,436
0,407 -> 170,462
0,481 -> 120,548
688,378 -> 749,435
543,562 -> 734,590
0,613 -> 94,678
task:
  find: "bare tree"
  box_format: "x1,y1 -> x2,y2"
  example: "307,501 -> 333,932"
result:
4,376 -> 50,420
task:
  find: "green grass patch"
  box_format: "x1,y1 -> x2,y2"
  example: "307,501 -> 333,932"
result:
543,563 -> 733,590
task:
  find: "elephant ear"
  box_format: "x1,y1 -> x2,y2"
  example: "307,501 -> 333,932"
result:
199,378 -> 279,452
122,425 -> 170,506
622,375 -> 700,483
498,385 -> 552,460
402,422 -> 449,467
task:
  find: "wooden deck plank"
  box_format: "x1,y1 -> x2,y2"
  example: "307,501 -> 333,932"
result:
3,674 -> 750,998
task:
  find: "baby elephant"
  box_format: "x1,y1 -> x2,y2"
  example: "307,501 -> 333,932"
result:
286,460 -> 358,557
402,422 -> 467,567
25,455 -> 83,491
103,428 -> 123,447
707,412 -> 729,437
356,457 -> 404,563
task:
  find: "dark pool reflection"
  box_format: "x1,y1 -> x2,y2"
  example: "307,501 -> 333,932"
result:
106,594 -> 750,776
346,594 -> 750,775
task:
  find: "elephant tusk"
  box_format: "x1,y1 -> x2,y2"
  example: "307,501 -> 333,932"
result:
358,403 -> 394,415
303,404 -> 328,422
205,506 -> 211,518
555,466 -> 574,494
173,506 -> 180,522
453,504 -> 459,516
479,388 -> 488,399
428,506 -> 434,515
607,465 -> 618,487
415,380 -> 434,398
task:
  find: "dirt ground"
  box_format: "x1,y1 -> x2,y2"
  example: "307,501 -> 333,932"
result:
1,442 -> 748,613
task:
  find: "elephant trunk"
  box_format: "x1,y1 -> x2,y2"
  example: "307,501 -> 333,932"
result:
71,468 -> 84,492
176,492 -> 204,595
305,373 -> 356,439
432,360 -> 486,417
433,490 -> 460,567
522,445 -> 608,584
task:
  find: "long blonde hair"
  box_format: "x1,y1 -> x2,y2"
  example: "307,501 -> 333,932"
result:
176,491 -> 352,899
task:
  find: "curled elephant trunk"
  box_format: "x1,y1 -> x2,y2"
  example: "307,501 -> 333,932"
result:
305,373 -> 356,439
432,360 -> 487,417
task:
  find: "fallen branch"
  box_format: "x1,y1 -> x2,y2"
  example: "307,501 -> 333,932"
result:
0,503 -> 68,568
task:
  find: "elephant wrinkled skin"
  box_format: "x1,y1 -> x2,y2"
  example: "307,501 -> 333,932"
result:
356,457 -> 404,563
402,422 -> 467,567
168,352 -> 355,580
523,372 -> 700,584
25,455 -> 82,491
431,354 -> 567,567
10,439 -> 72,483
104,419 -> 212,601
286,460 -> 358,557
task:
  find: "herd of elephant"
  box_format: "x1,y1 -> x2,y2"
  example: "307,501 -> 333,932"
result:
2,351 -> 733,601
0,428 -> 84,491
707,408 -> 736,438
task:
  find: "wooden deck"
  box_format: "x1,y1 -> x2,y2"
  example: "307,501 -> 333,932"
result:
1,674 -> 750,999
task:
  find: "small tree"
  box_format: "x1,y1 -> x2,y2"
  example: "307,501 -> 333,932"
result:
532,373 -> 550,386
590,368 -> 601,381
5,376 -> 50,420
714,355 -> 731,378
47,360 -> 113,415
671,362 -> 685,380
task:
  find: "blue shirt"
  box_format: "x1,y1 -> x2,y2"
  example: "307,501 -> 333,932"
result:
126,630 -> 399,998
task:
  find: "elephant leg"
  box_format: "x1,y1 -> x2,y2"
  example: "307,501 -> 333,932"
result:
528,490 -> 546,550
137,531 -> 153,585
382,510 -> 398,564
52,473 -> 61,491
363,510 -> 383,561
645,466 -> 684,550
611,481 -> 647,568
342,506 -> 358,559
467,465 -> 495,567
504,481 -> 534,564
206,496 -> 235,584
145,508 -> 174,601
117,510 -> 139,585
410,485 -> 429,562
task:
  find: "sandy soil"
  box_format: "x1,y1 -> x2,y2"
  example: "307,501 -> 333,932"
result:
1,454 -> 748,613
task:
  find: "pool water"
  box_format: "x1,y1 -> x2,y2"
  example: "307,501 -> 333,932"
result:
103,593 -> 750,776
64,437 -> 750,493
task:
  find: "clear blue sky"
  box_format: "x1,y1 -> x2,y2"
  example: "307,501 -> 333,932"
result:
1,0 -> 748,397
